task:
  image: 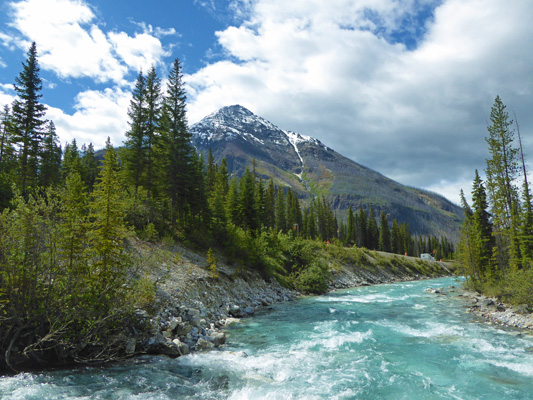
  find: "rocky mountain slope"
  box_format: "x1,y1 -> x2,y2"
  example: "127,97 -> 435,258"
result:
191,105 -> 463,241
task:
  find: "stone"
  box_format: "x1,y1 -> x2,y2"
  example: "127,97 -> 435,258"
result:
209,332 -> 226,347
189,316 -> 203,328
172,339 -> 190,356
168,317 -> 180,331
175,323 -> 191,336
243,306 -> 255,315
229,305 -> 243,318
196,338 -> 215,351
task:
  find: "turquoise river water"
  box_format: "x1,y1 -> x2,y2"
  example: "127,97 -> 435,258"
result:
1,276 -> 533,399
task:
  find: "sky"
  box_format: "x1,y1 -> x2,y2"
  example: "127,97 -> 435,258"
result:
0,0 -> 532,206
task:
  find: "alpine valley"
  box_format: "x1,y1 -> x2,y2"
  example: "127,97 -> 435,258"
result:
191,105 -> 463,241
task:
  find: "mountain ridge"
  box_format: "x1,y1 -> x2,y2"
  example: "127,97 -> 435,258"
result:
190,105 -> 463,241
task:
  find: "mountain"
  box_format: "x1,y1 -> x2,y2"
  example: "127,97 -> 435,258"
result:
190,105 -> 463,241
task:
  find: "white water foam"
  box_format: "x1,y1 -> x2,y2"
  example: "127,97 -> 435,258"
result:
485,360 -> 533,377
376,320 -> 464,338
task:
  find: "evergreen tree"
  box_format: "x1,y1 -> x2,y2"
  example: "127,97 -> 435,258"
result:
239,167 -> 258,232
62,139 -> 82,179
391,218 -> 400,254
122,70 -> 147,198
346,206 -> 355,245
275,187 -> 286,232
0,105 -> 16,209
471,170 -> 495,275
225,178 -> 240,226
516,121 -> 533,264
485,96 -> 521,271
11,42 -> 47,195
39,121 -> 61,187
89,138 -> 128,294
356,206 -> 367,248
378,210 -> 391,252
264,178 -> 276,229
81,143 -> 98,190
286,188 -> 302,234
159,59 -> 196,221
367,205 -> 379,250
143,65 -> 162,198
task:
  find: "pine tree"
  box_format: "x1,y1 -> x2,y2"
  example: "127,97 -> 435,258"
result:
485,96 -> 520,231
0,105 -> 16,209
239,167 -> 258,232
516,119 -> 533,265
391,218 -> 400,254
11,42 -> 47,195
485,96 -> 521,272
264,178 -> 276,229
122,70 -> 146,198
225,177 -> 240,226
159,59 -> 196,221
346,206 -> 355,245
81,143 -> 98,190
378,210 -> 391,252
356,206 -> 367,248
39,121 -> 62,187
275,188 -> 286,232
89,138 -> 128,294
62,139 -> 82,180
367,205 -> 379,250
143,65 -> 162,198
471,170 -> 494,276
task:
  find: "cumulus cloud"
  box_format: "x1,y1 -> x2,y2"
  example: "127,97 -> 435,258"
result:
46,86 -> 131,149
5,0 -> 168,84
186,0 -> 533,204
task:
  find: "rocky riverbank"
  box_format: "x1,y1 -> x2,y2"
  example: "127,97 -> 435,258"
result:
137,246 -> 454,359
426,286 -> 533,332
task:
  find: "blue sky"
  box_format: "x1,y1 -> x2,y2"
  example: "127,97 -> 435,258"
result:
1,0 -> 532,205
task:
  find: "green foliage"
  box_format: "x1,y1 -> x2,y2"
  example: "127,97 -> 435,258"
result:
206,248 -> 219,279
290,260 -> 329,294
458,96 -> 533,306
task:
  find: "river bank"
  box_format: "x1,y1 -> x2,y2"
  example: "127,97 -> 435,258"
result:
0,242 -> 454,373
137,245 -> 455,360
426,285 -> 533,333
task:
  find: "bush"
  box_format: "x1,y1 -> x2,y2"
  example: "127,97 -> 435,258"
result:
290,260 -> 329,294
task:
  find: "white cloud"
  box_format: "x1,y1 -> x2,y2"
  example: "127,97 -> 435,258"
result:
186,0 -> 533,205
0,83 -> 15,107
46,86 -> 130,149
5,0 -> 169,84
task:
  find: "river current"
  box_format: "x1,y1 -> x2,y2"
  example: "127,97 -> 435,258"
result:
2,277 -> 533,399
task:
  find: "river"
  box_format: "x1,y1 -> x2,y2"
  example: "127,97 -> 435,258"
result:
1,277 -> 532,399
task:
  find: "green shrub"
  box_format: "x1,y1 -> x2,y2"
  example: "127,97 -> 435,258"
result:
290,260 -> 329,294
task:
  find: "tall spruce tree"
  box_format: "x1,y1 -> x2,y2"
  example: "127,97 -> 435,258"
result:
159,58 -> 196,221
122,70 -> 147,198
485,96 -> 520,231
11,42 -> 47,195
143,66 -> 162,198
471,170 -> 494,276
89,138 -> 127,292
367,205 -> 379,250
485,96 -> 521,271
378,210 -> 391,252
356,207 -> 367,248
39,121 -> 61,187
346,206 -> 355,245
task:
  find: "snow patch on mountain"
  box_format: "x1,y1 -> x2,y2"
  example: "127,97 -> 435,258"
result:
285,130 -> 306,166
